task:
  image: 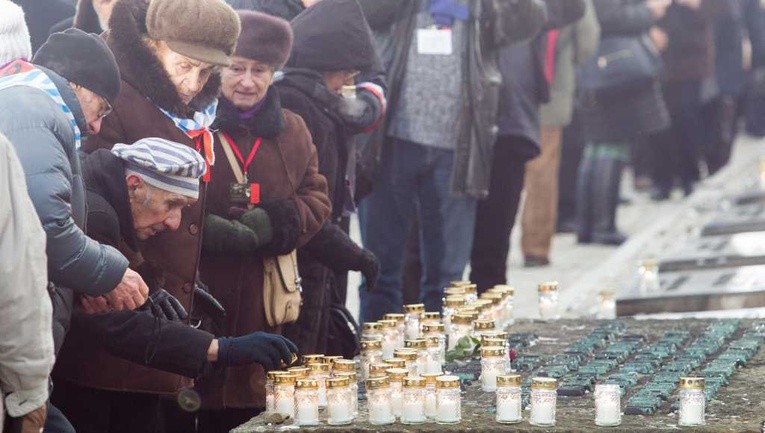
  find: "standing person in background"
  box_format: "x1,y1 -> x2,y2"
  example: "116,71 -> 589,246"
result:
50,0 -> 118,34
520,0 -> 600,268
11,0 -> 74,51
576,0 -> 671,245
194,11 -> 331,432
358,0 -> 548,318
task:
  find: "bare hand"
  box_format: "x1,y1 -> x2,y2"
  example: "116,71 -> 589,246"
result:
81,295 -> 111,314
647,0 -> 671,19
649,27 -> 669,52
104,268 -> 149,311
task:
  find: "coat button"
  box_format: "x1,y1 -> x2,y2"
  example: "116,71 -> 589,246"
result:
182,282 -> 193,294
189,223 -> 199,235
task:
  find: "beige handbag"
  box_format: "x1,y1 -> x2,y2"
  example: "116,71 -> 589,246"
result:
218,132 -> 302,326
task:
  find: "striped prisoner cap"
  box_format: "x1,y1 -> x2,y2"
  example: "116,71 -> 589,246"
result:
111,137 -> 207,199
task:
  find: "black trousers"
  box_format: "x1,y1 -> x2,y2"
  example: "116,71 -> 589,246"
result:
469,136 -> 529,292
51,380 -> 163,433
558,108 -> 586,225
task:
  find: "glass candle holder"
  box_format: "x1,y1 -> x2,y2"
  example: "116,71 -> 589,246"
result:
442,294 -> 466,331
273,374 -> 296,418
369,363 -> 392,379
266,371 -> 292,413
383,313 -> 406,349
492,285 -> 516,326
450,282 -> 478,303
496,374 -> 522,424
480,292 -> 504,324
422,323 -> 447,365
530,377 -> 558,426
385,368 -> 407,418
469,300 -> 495,321
448,313 -> 474,351
594,383 -> 622,426
378,319 -> 399,359
637,259 -> 660,294
404,303 -> 425,340
366,377 -> 395,425
435,375 -> 461,424
383,357 -> 406,369
480,346 -> 507,392
294,379 -> 320,426
327,377 -> 353,425
421,373 -> 441,420
332,359 -> 356,376
597,290 -> 617,320
678,377 -> 706,426
421,311 -> 441,325
472,319 -> 496,339
405,339 -> 429,375
360,339 -> 383,381
362,321 -> 383,342
425,337 -> 443,373
307,362 -> 330,407
333,372 -> 358,416
401,376 -> 427,425
394,348 -> 419,376
538,282 -> 560,321
301,354 -> 324,365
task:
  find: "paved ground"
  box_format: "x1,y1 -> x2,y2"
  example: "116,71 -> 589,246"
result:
345,135 -> 765,322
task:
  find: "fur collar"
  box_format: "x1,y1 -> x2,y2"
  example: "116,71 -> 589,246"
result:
215,87 -> 285,139
106,0 -> 221,118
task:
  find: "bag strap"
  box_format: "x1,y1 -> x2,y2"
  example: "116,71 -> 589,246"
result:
217,131 -> 246,184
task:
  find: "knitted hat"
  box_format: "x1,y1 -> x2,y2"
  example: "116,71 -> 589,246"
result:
112,137 -> 207,199
146,0 -> 241,67
235,11 -> 293,69
0,0 -> 32,65
33,28 -> 121,105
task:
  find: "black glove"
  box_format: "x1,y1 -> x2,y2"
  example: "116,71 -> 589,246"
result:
359,249 -> 380,292
142,289 -> 188,321
192,281 -> 226,321
202,214 -> 264,254
216,332 -> 299,370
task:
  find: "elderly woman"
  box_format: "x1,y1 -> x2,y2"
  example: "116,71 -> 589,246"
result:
194,11 -> 331,433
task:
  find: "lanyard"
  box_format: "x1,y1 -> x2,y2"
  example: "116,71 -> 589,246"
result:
220,132 -> 262,182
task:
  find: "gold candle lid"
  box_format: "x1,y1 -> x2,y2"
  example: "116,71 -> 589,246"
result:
422,312 -> 441,322
385,368 -> 408,381
378,319 -> 397,329
302,354 -> 324,364
296,379 -> 319,390
497,374 -> 522,387
450,280 -> 472,287
462,284 -> 478,295
480,292 -> 503,305
383,358 -> 407,369
334,371 -> 357,382
405,339 -> 428,349
403,303 -> 425,314
383,313 -> 405,322
598,290 -> 616,300
403,376 -> 426,388
365,376 -> 390,390
444,287 -> 467,297
288,366 -> 310,378
435,375 -> 460,389
451,312 -> 476,325
426,336 -> 440,347
481,330 -> 509,340
394,348 -> 418,361
640,259 -> 658,270
273,373 -> 297,385
480,337 -> 506,347
491,285 -> 515,296
332,359 -> 356,372
473,319 -> 496,331
322,355 -> 343,365
307,362 -> 330,374
267,371 -> 292,381
362,322 -> 382,332
538,282 -> 559,293
531,377 -> 558,390
443,295 -> 466,307
422,322 -> 445,333
481,346 -> 505,358
369,363 -> 391,378
327,377 -> 351,388
421,372 -> 442,385
679,377 -> 705,389
360,339 -> 382,351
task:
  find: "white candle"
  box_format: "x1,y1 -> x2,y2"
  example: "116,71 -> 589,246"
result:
295,403 -> 319,425
401,400 -> 425,423
369,402 -> 393,424
426,359 -> 441,375
382,339 -> 396,360
390,384 -> 403,418
406,321 -> 420,340
424,390 -> 438,419
328,401 -> 352,424
265,394 -> 274,412
481,370 -> 500,392
538,298 -> 557,320
317,380 -> 327,407
679,390 -> 705,426
530,399 -> 556,425
595,384 -> 621,426
274,395 -> 294,417
496,393 -> 522,423
436,399 -> 460,423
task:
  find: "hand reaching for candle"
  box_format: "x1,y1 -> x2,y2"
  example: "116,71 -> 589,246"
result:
213,332 -> 299,371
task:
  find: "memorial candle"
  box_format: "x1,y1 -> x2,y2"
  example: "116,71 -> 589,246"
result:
678,377 -> 706,426
495,374 -> 522,424
435,375 -> 461,424
594,383 -> 622,426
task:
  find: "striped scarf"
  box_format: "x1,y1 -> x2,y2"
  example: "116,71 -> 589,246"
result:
0,60 -> 82,149
157,100 -> 217,182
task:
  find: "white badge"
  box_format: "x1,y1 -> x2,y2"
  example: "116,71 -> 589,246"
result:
417,27 -> 453,55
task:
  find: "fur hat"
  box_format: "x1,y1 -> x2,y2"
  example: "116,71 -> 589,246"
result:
33,28 -> 121,105
146,0 -> 241,67
235,11 -> 293,69
0,0 -> 32,65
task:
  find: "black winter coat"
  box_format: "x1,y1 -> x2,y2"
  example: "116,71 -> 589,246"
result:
224,0 -> 305,20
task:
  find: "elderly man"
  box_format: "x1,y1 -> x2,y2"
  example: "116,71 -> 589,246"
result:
52,137 -> 298,433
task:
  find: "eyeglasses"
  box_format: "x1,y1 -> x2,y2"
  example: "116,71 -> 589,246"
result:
97,98 -> 113,120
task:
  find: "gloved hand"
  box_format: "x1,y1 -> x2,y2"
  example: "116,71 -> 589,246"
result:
192,281 -> 226,322
203,214 -> 263,254
239,208 -> 274,246
216,332 -> 299,370
142,289 -> 188,321
358,249 -> 380,292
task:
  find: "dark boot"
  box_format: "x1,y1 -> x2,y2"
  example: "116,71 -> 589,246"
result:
591,155 -> 627,246
575,146 -> 597,243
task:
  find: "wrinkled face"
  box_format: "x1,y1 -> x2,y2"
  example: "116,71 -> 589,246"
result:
221,57 -> 274,110
126,175 -> 196,240
322,70 -> 359,94
93,0 -> 117,30
149,40 -> 217,105
70,83 -> 112,135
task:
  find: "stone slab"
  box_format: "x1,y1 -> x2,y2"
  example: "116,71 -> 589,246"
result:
659,232 -> 765,272
701,204 -> 765,236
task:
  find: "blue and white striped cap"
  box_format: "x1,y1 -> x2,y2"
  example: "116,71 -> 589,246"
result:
111,137 -> 207,199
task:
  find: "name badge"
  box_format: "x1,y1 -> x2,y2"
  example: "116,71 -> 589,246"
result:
417,28 -> 453,55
